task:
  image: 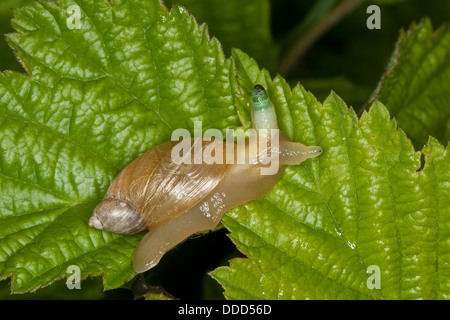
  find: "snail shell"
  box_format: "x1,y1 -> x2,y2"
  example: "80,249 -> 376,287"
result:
89,85 -> 322,273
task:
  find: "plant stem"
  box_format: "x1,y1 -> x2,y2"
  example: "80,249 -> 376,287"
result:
278,0 -> 365,76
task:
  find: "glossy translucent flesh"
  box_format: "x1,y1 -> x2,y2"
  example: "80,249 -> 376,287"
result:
91,85 -> 323,273
133,150 -> 285,272
278,138 -> 323,165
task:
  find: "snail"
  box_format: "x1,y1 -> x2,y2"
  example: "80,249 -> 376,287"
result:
88,85 -> 322,273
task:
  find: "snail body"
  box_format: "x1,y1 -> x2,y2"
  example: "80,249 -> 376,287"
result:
89,85 -> 322,273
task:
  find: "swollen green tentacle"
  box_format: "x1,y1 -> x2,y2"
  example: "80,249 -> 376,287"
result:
251,85 -> 278,130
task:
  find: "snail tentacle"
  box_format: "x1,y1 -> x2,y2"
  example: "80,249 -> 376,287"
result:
89,84 -> 323,274
278,140 -> 323,166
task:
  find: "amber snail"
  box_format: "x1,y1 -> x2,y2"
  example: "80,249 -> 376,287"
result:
89,85 -> 322,273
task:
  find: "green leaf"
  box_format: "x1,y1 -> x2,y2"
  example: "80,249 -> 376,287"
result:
0,0 -> 239,293
0,0 -> 35,71
370,18 -> 450,148
0,276 -> 107,299
1,0 -> 449,300
211,50 -> 450,300
164,0 -> 278,71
